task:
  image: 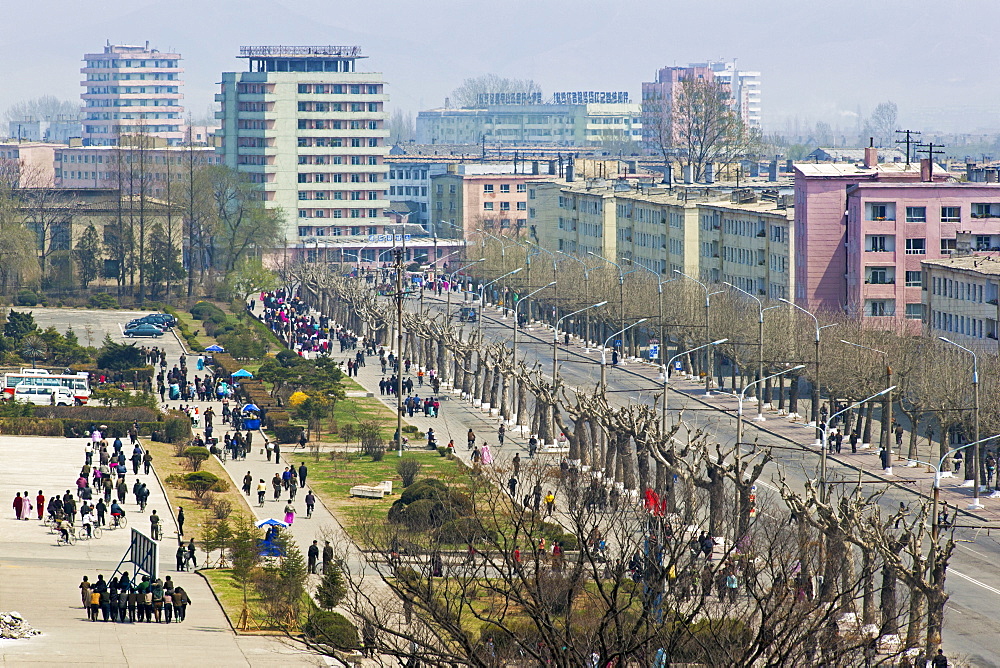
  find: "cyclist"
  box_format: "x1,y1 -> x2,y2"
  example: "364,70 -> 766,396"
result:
256,479 -> 267,507
149,509 -> 161,540
80,506 -> 94,539
55,518 -> 72,544
110,500 -> 125,527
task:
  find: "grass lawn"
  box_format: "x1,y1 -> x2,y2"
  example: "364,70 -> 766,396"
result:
200,568 -> 290,634
305,449 -> 464,541
145,436 -> 253,543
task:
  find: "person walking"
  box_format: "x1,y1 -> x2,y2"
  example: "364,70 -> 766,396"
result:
149,509 -> 161,540
142,450 -> 153,475
298,462 -> 308,488
172,586 -> 190,622
242,472 -> 253,496
544,490 -> 556,517
467,428 -> 476,450
931,649 -> 949,668
177,507 -> 185,536
307,540 -> 319,574
265,441 -> 273,462
12,492 -> 23,520
35,491 -> 45,520
304,490 -> 316,519
532,483 -> 543,513
176,543 -> 187,572
497,423 -> 505,447
322,541 -> 334,574
283,500 -> 295,525
508,476 -> 518,498
512,453 -> 520,477
186,539 -> 198,568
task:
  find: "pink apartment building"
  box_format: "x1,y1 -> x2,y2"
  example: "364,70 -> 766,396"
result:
795,147 -> 1000,327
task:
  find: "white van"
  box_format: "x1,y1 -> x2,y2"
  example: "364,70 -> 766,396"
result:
14,385 -> 74,406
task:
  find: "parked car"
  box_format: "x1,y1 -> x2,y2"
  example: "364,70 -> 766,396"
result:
458,306 -> 478,323
126,314 -> 172,329
124,324 -> 165,338
14,385 -> 74,406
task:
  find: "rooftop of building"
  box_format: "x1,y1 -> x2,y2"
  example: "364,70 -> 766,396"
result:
922,254 -> 1000,275
238,45 -> 364,59
807,147 -> 907,163
793,161 -> 949,178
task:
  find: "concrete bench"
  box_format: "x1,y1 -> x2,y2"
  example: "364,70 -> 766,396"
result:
349,480 -> 393,499
539,445 -> 570,456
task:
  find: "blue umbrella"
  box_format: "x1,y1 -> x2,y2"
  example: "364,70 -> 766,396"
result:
205,344 -> 225,352
231,369 -> 253,378
255,518 -> 289,528
243,403 -> 260,412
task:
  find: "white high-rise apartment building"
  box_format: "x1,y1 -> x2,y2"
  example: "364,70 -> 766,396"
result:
81,42 -> 184,146
693,60 -> 762,128
217,46 -> 390,246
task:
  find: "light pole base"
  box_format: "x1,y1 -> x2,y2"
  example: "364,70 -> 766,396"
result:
752,414 -> 766,422
989,490 -> 1000,499
905,461 -> 919,468
968,501 -> 986,510
939,471 -> 954,479
959,479 -> 975,488
813,439 -> 823,447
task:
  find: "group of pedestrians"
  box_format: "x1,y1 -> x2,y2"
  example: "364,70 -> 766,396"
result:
79,573 -> 190,623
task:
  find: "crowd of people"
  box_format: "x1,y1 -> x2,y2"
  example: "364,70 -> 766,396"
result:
79,573 -> 191,623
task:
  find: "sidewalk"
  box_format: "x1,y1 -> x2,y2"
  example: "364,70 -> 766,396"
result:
0,430 -> 320,667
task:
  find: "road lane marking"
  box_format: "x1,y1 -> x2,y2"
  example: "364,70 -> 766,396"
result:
950,568 -> 1000,596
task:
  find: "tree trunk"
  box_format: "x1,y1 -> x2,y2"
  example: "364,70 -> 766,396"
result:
489,364 -> 501,411
620,433 -> 636,492
789,376 -> 799,415
880,561 -> 899,636
516,380 -> 528,431
862,401 -> 874,446
862,549 -> 876,625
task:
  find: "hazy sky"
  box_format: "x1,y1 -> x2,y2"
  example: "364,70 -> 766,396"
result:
5,0 -> 1000,134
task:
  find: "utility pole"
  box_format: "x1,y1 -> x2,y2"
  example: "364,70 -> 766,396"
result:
916,141 -> 946,170
395,245 -> 404,457
894,129 -> 922,165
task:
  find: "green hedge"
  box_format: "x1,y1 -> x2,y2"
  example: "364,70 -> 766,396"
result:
273,423 -> 302,444
0,414 -> 191,443
35,406 -> 160,422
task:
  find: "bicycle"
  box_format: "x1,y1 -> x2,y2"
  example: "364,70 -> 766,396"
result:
78,525 -> 102,540
109,514 -> 128,529
56,526 -> 76,546
151,523 -> 162,541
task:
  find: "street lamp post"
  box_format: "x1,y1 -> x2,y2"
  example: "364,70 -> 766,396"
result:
510,281 -> 555,428
840,340 -> 893,455
939,337 -> 983,509
557,251 -> 595,350
589,252 -> 639,361
723,365 -> 805,451
820,386 -> 896,502
725,282 -> 782,420
674,270 -> 724,394
553,301 -> 607,382
779,298 -> 837,443
478,268 -> 523,363
387,210 -> 413,458
600,319 -> 648,389
636,263 -> 679,381
662,339 -> 729,431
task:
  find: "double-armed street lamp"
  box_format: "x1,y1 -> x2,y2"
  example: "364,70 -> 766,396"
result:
939,336 -> 983,509
674,270 -> 724,394
600,319 -> 648,389
819,386 -> 896,502
721,365 -> 805,451
557,251 -> 596,350
724,282 -> 782,420
589,252 -> 640,361
553,301 -> 607,383
662,339 -> 728,431
478,268 -> 523,344
636,263 -> 679,380
779,298 -> 838,443
840,340 -> 893,454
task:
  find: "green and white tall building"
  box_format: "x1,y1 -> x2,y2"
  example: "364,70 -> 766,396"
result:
217,46 -> 390,249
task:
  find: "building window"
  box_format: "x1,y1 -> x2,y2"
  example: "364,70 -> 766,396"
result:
941,238 -> 956,254
517,202 -> 527,211
905,206 -> 927,223
449,185 -> 456,194
867,203 -> 894,221
905,271 -> 922,287
866,267 -> 891,284
483,202 -> 494,211
500,184 -> 510,193
941,206 -> 961,222
483,184 -> 494,194
976,235 -> 993,250
500,202 -> 510,211
866,300 -> 894,317
865,235 -> 892,252
905,303 -> 923,320
905,238 -> 926,255
973,203 -> 1000,218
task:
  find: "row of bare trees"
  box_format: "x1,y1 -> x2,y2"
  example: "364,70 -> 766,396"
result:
286,261 -> 957,665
